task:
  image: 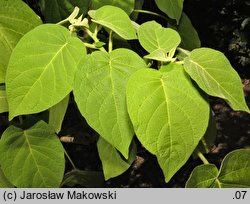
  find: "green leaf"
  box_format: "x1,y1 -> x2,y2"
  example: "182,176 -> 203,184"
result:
186,164 -> 219,188
97,137 -> 136,180
6,24 -> 86,120
186,149 -> 250,188
88,6 -> 137,40
61,169 -> 104,187
178,12 -> 201,50
0,0 -> 42,83
138,21 -> 181,54
0,88 -> 8,113
73,48 -> 146,158
0,167 -> 14,188
127,63 -> 210,182
155,0 -> 184,23
39,0 -> 90,23
49,94 -> 69,133
184,48 -> 250,113
0,120 -> 65,187
91,0 -> 135,15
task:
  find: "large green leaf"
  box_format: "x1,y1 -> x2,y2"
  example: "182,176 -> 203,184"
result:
155,0 -> 184,23
186,149 -> 250,188
138,21 -> 181,54
0,120 -> 65,187
127,63 -> 210,182
0,0 -> 42,83
39,0 -> 90,23
178,12 -> 201,50
49,94 -> 69,133
0,88 -> 8,113
6,24 -> 86,120
0,167 -> 14,188
88,6 -> 137,40
73,48 -> 146,158
97,137 -> 136,180
91,0 -> 135,15
184,48 -> 250,113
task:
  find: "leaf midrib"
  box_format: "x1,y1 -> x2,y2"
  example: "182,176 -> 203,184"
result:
23,130 -> 47,187
160,78 -> 172,162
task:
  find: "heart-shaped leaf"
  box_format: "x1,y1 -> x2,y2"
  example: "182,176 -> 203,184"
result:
91,0 -> 135,15
73,48 -> 146,158
138,21 -> 181,54
184,48 -> 249,113
88,6 -> 137,40
97,137 -> 136,180
127,63 -> 210,182
6,24 -> 86,120
155,0 -> 184,23
0,0 -> 42,83
186,149 -> 250,188
0,120 -> 65,187
39,0 -> 90,23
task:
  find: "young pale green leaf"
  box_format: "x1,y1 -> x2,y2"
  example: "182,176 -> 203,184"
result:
88,6 -> 137,40
0,0 -> 42,83
49,95 -> 69,133
73,48 -> 146,158
178,12 -> 201,50
155,0 -> 184,23
0,120 -> 65,187
97,137 -> 136,180
184,48 -> 250,113
61,169 -> 104,187
186,149 -> 250,188
0,89 -> 8,113
138,21 -> 181,54
0,167 -> 14,188
91,0 -> 135,15
127,63 -> 210,182
39,0 -> 89,23
6,24 -> 86,120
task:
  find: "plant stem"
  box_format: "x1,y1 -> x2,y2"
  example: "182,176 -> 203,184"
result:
83,42 -> 98,49
195,149 -> 209,165
64,148 -> 77,169
84,28 -> 107,52
56,18 -> 69,25
133,9 -> 169,21
108,30 -> 113,53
